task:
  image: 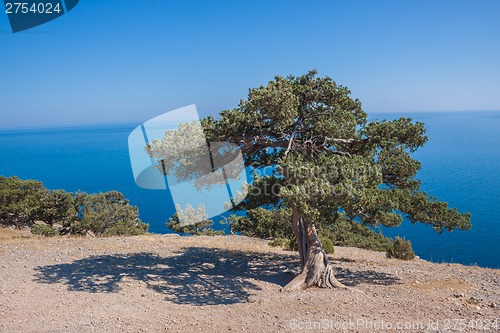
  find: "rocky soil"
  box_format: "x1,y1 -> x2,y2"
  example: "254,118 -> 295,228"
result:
0,228 -> 498,332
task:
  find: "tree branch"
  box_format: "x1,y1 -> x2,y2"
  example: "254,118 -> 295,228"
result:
284,133 -> 295,156
324,137 -> 363,144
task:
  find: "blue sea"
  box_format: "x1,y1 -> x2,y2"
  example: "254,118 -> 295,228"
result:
0,111 -> 499,268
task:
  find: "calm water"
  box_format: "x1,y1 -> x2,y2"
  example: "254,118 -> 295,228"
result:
0,112 -> 498,268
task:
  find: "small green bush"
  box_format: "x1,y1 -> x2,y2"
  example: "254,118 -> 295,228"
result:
67,191 -> 148,236
319,235 -> 334,254
166,204 -> 223,236
268,237 -> 286,248
31,224 -> 58,237
269,237 -> 297,251
324,219 -> 394,252
230,208 -> 293,239
386,236 -> 415,260
269,235 -> 335,254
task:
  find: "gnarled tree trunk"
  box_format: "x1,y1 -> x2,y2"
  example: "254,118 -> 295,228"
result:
282,208 -> 348,291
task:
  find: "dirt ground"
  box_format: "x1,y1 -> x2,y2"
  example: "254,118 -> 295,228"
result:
0,228 -> 498,333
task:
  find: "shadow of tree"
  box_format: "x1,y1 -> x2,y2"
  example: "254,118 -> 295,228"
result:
34,247 -> 400,306
335,267 -> 400,287
34,248 -> 297,305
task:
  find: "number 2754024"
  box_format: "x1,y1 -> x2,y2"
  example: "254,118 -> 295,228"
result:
5,2 -> 62,14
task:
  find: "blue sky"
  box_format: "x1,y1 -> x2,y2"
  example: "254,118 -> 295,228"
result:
1,0 -> 499,129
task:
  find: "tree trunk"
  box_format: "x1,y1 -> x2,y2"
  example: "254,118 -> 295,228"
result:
282,208 -> 348,291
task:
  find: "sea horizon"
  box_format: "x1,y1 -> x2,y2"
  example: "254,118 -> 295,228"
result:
2,109 -> 500,133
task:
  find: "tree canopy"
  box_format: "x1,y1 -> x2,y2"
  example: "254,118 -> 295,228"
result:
198,70 -> 471,233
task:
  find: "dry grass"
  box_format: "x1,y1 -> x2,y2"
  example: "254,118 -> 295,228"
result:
0,226 -> 32,241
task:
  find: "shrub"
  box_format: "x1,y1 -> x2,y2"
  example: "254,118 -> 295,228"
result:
323,219 -> 394,252
31,224 -> 58,237
67,191 -> 148,236
167,219 -> 224,236
269,234 -> 334,254
166,204 -> 223,236
269,237 -> 297,251
230,208 -> 293,239
319,235 -> 334,254
386,236 -> 415,260
0,177 -> 149,237
0,176 -> 47,229
39,189 -> 75,226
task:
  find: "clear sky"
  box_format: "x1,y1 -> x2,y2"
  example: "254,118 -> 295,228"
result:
1,0 -> 499,129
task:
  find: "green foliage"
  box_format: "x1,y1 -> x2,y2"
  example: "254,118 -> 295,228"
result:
68,191 -> 148,236
322,218 -> 394,252
0,176 -> 148,236
235,206 -> 393,252
167,218 -> 223,235
31,224 -> 58,237
386,236 -> 415,260
230,208 -> 293,239
166,204 -> 223,235
0,176 -> 47,229
319,235 -> 334,254
39,189 -> 75,226
268,237 -> 297,251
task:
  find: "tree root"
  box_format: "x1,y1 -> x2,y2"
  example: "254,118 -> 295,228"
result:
281,264 -> 365,294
